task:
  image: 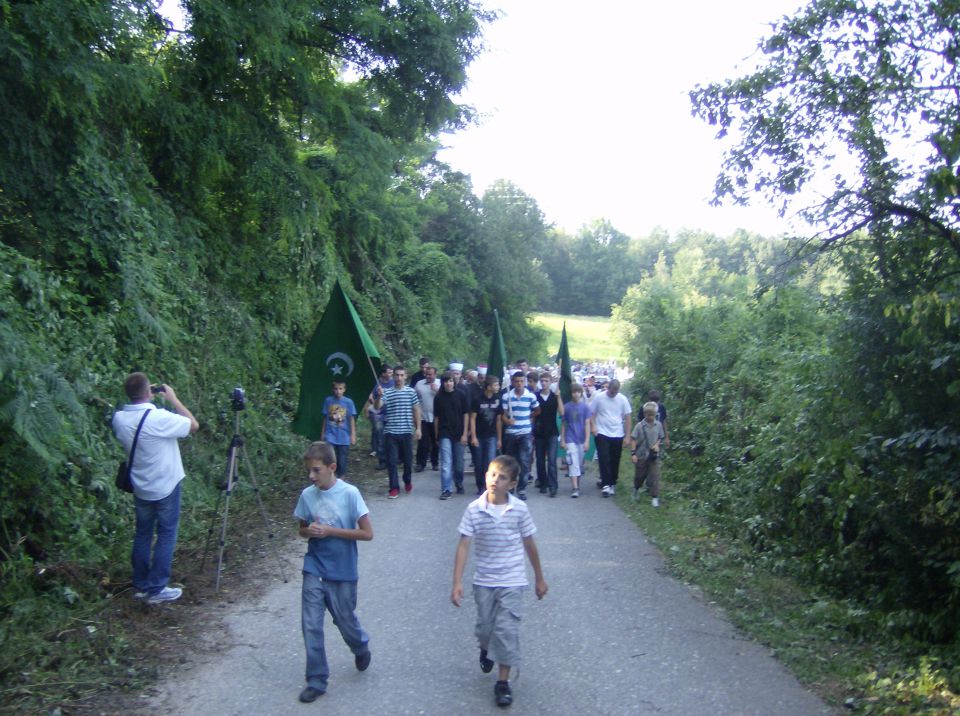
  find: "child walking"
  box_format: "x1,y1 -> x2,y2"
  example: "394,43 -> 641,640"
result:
322,380 -> 357,478
560,383 -> 591,498
451,455 -> 548,708
294,441 -> 373,703
630,401 -> 666,507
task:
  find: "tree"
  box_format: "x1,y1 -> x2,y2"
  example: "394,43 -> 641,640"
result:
690,0 -> 960,286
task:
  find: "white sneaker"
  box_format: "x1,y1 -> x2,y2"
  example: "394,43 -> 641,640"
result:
652,497 -> 660,508
601,485 -> 610,497
147,586 -> 183,604
608,485 -> 616,496
133,591 -> 147,600
571,489 -> 579,498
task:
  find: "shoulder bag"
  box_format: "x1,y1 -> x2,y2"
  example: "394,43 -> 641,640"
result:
116,410 -> 149,493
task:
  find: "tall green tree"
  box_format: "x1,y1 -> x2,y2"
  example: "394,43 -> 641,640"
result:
690,0 -> 960,282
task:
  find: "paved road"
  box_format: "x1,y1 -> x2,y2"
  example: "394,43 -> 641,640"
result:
144,469 -> 834,715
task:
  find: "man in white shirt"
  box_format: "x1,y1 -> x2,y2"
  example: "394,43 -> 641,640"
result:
414,366 -> 440,471
112,372 -> 199,603
590,379 -> 631,497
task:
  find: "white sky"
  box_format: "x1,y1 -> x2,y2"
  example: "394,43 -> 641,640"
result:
437,0 -> 810,238
159,0 -> 811,238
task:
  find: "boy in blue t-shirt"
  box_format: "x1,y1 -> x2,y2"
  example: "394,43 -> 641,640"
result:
322,380 -> 357,478
294,441 -> 373,703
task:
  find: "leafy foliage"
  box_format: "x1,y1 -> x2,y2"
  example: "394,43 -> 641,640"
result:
0,1 -> 559,709
690,0 -> 960,277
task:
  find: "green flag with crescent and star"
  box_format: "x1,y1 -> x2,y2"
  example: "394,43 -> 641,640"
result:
292,280 -> 381,439
557,321 -> 573,403
487,309 -> 508,383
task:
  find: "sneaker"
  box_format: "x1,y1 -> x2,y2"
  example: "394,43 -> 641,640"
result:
596,479 -> 603,489
146,586 -> 182,604
355,649 -> 371,671
439,490 -> 452,500
369,451 -> 377,457
133,591 -> 147,600
299,686 -> 325,703
455,485 -> 464,494
494,680 -> 513,707
404,482 -> 413,493
517,491 -> 527,501
479,649 -> 494,673
633,488 -> 641,501
571,489 -> 579,498
549,489 -> 557,497
388,488 -> 399,499
608,485 -> 616,496
652,497 -> 660,508
601,485 -> 610,498
414,465 -> 425,473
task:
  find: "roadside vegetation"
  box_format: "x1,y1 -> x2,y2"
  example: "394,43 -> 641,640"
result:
616,454 -> 960,715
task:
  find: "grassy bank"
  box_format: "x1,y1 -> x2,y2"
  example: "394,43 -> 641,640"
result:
530,312 -> 625,365
615,453 -> 960,715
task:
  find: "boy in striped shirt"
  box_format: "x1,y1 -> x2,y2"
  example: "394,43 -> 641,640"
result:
451,455 -> 548,708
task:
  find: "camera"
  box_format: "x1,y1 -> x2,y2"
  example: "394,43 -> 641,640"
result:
231,386 -> 246,411
150,385 -> 166,394
647,449 -> 659,462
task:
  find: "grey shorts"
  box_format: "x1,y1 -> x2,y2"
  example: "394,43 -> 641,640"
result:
473,585 -> 525,666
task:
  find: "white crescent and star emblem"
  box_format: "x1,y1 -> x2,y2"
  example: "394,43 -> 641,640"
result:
325,351 -> 355,376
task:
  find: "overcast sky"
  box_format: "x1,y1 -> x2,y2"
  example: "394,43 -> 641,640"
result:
436,0 -> 809,239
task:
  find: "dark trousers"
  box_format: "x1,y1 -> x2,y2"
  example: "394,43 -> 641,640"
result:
595,434 -> 625,487
535,435 -> 559,494
503,432 -> 533,493
416,421 -> 438,469
386,433 -> 413,490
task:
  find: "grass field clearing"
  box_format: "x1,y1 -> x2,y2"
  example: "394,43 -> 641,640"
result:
531,312 -> 626,365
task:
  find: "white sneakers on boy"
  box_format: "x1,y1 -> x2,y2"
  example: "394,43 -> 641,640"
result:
652,497 -> 660,508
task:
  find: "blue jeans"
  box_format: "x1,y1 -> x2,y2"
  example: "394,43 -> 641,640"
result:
301,574 -> 369,691
386,432 -> 413,490
535,435 -> 559,493
132,482 -> 182,595
476,436 -> 498,492
439,437 -> 465,493
503,432 -> 533,493
332,443 -> 350,477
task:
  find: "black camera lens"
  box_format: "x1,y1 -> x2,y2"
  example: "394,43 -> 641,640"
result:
151,385 -> 165,394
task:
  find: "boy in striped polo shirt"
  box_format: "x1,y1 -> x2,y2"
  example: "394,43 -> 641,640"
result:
374,366 -> 421,498
451,455 -> 548,708
498,371 -> 540,500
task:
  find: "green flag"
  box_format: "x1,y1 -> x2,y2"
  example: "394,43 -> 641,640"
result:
487,309 -> 508,382
292,280 -> 381,440
557,321 -> 573,403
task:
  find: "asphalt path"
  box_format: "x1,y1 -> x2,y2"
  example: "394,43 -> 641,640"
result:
144,467 -> 835,715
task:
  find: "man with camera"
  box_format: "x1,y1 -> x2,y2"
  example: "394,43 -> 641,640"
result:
112,372 -> 199,604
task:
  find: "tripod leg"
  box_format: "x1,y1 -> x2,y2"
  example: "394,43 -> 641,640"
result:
240,444 -> 289,584
200,488 -> 225,572
214,444 -> 239,593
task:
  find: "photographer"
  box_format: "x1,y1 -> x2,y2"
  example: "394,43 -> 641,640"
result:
630,401 -> 665,507
112,373 -> 199,604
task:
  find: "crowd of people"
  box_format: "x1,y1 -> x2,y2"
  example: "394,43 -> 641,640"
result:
348,356 -> 666,504
111,357 -> 668,709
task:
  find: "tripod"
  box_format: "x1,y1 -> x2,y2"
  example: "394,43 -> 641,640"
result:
201,410 -> 288,592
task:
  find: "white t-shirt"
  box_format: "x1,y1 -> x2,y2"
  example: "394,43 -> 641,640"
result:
112,403 -> 193,500
590,391 -> 632,437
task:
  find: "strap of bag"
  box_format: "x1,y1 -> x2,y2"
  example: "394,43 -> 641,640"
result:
127,409 -> 150,469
